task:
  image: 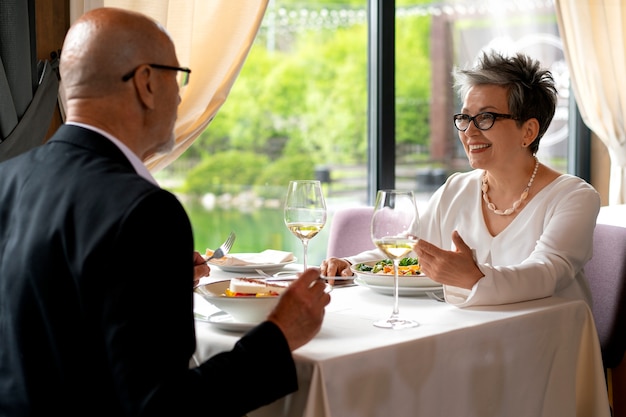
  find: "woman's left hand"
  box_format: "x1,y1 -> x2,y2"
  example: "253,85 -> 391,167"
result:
414,231 -> 483,289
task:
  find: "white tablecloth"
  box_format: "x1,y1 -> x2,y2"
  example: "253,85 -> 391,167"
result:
193,267 -> 610,417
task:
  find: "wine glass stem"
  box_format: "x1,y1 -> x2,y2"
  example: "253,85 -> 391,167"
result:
302,239 -> 309,271
392,259 -> 400,316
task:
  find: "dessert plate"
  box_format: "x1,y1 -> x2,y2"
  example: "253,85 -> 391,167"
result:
196,311 -> 256,332
194,280 -> 280,322
354,277 -> 443,297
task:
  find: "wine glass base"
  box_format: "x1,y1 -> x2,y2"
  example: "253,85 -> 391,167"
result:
373,317 -> 419,330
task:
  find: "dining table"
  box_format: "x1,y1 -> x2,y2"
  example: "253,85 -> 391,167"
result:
192,264 -> 611,417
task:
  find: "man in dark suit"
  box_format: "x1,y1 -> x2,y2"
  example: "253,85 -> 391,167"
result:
0,7 -> 330,417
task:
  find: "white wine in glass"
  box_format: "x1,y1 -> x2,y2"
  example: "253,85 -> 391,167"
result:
284,180 -> 327,271
371,190 -> 420,329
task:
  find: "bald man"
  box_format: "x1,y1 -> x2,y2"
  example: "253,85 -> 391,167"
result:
0,8 -> 329,416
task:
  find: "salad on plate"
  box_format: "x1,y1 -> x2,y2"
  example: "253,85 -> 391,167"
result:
353,257 -> 421,276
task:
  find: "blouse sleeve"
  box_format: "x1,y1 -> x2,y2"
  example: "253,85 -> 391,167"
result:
445,178 -> 600,307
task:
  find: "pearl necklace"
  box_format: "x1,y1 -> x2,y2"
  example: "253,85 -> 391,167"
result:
482,156 -> 539,216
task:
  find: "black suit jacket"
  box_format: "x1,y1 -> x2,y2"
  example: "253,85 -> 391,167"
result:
0,125 -> 297,417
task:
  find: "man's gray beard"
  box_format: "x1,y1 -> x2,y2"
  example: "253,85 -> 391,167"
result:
153,132 -> 176,155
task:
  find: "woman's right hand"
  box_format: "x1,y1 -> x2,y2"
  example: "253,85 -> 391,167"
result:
320,257 -> 353,277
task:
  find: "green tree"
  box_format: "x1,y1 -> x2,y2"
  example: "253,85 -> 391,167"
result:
180,151 -> 269,195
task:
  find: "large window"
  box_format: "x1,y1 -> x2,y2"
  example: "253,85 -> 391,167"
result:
392,0 -> 571,208
158,0 -> 579,266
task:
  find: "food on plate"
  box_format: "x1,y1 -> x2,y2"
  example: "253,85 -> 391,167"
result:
354,257 -> 421,276
205,248 -> 228,259
225,277 -> 290,297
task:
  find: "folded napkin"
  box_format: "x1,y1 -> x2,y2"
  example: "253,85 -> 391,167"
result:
206,249 -> 294,266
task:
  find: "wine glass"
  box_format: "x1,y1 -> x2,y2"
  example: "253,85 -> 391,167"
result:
371,190 -> 420,329
284,180 -> 327,271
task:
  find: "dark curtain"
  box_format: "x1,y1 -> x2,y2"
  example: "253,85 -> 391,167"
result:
0,0 -> 59,162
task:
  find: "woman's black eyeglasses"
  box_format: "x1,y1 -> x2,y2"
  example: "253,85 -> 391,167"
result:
453,112 -> 517,131
122,64 -> 191,88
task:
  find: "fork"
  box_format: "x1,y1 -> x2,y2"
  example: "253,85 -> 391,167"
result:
426,291 -> 445,302
205,232 -> 236,263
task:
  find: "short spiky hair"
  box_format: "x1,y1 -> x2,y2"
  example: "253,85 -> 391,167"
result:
453,51 -> 558,154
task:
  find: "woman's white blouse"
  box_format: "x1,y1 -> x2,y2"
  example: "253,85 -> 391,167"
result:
348,170 -> 601,308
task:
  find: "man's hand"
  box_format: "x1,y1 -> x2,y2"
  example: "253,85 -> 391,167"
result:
268,268 -> 331,351
193,251 -> 210,286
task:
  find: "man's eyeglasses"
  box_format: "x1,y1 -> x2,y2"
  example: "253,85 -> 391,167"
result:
453,112 -> 517,132
122,64 -> 191,88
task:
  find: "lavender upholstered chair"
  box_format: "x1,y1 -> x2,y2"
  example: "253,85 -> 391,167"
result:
326,206 -> 376,259
586,223 -> 626,369
585,223 -> 626,417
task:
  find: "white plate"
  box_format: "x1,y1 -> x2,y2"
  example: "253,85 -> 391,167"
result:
350,262 -> 440,288
194,280 -> 281,322
208,253 -> 296,274
196,311 -> 256,332
354,277 -> 443,296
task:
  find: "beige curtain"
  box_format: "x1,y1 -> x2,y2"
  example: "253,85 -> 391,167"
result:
69,0 -> 269,172
555,0 -> 626,205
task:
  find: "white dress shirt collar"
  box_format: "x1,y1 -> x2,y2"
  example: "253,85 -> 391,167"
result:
64,122 -> 159,186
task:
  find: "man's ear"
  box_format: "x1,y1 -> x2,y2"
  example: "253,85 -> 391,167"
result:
132,65 -> 157,110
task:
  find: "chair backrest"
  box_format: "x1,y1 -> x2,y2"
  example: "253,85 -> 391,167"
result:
585,223 -> 626,369
326,206 -> 376,258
